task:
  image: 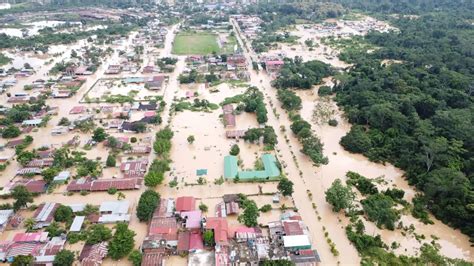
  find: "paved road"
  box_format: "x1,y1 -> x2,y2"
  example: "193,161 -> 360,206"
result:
231,19 -> 360,264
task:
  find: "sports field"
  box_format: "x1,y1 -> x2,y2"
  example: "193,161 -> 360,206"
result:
172,32 -> 220,55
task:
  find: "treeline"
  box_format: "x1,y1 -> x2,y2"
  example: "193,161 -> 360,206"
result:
334,14 -> 474,240
331,0 -> 474,15
245,2 -> 346,32
272,57 -> 333,89
0,22 -> 137,50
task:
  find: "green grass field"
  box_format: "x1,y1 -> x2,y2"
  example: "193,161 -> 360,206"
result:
172,32 -> 220,55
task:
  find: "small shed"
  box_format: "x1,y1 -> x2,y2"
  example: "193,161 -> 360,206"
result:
69,216 -> 85,232
53,171 -> 70,184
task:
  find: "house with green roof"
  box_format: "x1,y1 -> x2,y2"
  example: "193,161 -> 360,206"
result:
224,154 -> 281,181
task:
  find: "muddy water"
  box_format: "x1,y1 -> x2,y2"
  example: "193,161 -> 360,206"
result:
293,82 -> 474,260
233,18 -> 474,264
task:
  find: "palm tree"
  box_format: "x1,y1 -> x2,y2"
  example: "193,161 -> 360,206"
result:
23,218 -> 36,232
117,192 -> 126,200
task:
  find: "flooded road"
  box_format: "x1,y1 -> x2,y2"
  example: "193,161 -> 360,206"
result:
232,18 -> 474,263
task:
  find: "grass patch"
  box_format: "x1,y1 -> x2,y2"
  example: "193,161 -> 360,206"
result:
172,31 -> 219,55
0,53 -> 12,66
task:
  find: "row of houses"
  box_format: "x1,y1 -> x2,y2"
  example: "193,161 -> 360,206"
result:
140,195 -> 320,265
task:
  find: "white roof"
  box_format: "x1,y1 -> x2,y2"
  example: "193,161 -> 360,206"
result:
282,235 -> 311,248
69,216 -> 85,232
98,214 -> 131,223
35,203 -> 57,222
22,119 -> 42,125
53,171 -> 70,181
0,209 -> 14,225
99,201 -> 129,214
67,203 -> 86,213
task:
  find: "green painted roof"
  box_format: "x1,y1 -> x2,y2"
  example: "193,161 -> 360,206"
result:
261,153 -> 280,177
225,154 -> 280,180
224,155 -> 238,179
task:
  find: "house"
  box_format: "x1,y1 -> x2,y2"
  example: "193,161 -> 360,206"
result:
105,65 -> 121,74
0,209 -> 14,232
223,113 -> 236,128
282,235 -> 311,251
224,154 -> 281,180
52,90 -> 73,98
21,119 -> 42,127
180,210 -> 202,229
138,102 -> 158,111
265,60 -> 284,73
79,242 -> 108,265
53,171 -> 70,184
175,196 -> 196,212
225,130 -> 245,139
146,75 -> 165,90
205,217 -> 229,246
98,201 -> 130,223
51,126 -> 69,136
290,249 -> 321,266
227,55 -> 247,70
67,177 -> 141,192
33,203 -> 59,229
69,216 -> 85,232
120,159 -> 148,173
27,158 -> 53,168
13,232 -> 49,243
69,106 -> 86,115
5,139 -> 26,148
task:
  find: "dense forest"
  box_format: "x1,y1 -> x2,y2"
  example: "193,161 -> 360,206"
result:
334,13 -> 474,241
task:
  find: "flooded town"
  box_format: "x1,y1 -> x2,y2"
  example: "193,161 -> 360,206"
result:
0,1 -> 473,266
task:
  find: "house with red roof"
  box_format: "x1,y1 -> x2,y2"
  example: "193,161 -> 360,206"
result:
175,196 -> 196,212
265,60 -> 284,73
205,217 -> 229,246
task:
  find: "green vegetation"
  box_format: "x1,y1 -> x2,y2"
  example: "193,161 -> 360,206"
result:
153,127 -> 173,155
54,205 -> 73,223
108,223 -> 135,260
221,86 -> 268,124
334,13 -> 474,239
0,52 -> 11,66
86,224 -> 112,245
136,190 -> 160,222
230,144 -> 240,156
199,203 -> 208,212
346,171 -> 378,195
144,171 -> 164,187
53,250 -> 74,266
128,250 -> 142,266
238,197 -> 260,227
12,185 -> 33,211
273,57 -> 333,89
325,179 -> 355,212
243,126 -> 278,148
203,230 -> 215,247
289,114 -> 328,166
172,31 -> 219,55
277,89 -> 302,111
277,178 -> 294,196
362,193 -> 400,230
106,154 -> 116,167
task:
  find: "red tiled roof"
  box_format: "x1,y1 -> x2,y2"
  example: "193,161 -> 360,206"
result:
283,221 -> 304,236
142,249 -> 165,266
189,231 -> 204,250
206,217 -> 229,246
175,196 -> 195,212
69,106 -> 86,114
223,114 -> 236,127
177,231 -> 190,252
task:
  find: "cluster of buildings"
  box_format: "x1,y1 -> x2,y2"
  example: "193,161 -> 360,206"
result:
139,195 -> 321,265
231,15 -> 263,39
313,17 -> 397,38
185,53 -> 250,82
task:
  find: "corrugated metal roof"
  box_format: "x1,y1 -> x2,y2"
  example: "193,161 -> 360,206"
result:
69,216 -> 85,232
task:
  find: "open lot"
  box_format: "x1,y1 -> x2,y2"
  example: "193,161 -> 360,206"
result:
172,31 -> 219,55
